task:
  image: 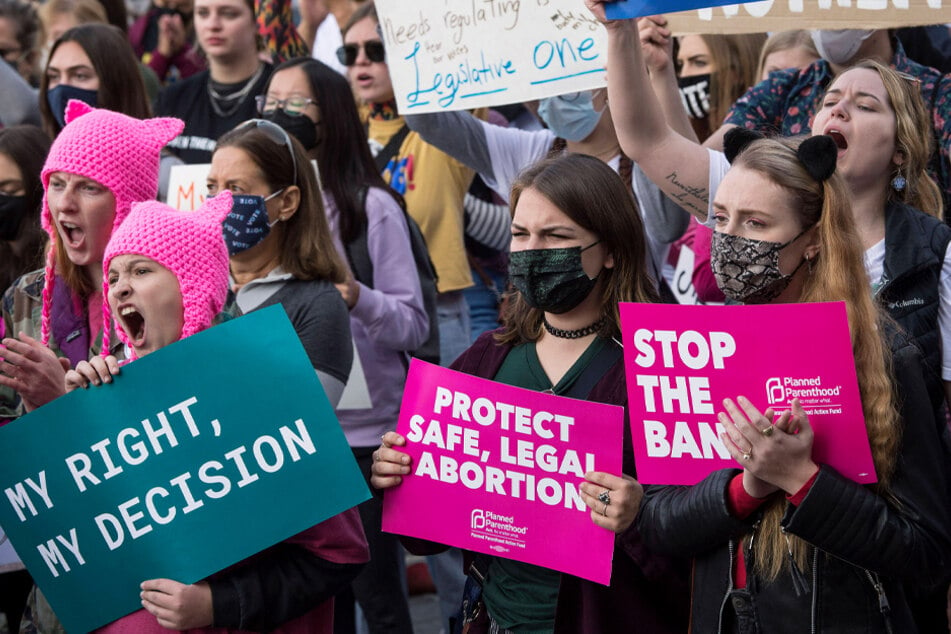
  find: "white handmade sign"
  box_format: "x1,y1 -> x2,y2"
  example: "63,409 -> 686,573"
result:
375,0 -> 949,114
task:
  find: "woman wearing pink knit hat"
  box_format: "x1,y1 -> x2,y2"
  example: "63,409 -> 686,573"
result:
0,100 -> 183,418
65,192 -> 369,634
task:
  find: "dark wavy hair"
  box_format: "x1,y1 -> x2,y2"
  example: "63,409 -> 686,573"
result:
498,153 -> 659,344
261,56 -> 402,244
0,126 -> 52,291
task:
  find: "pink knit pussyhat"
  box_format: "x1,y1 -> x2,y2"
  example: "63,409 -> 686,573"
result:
101,192 -> 234,359
39,100 -> 184,346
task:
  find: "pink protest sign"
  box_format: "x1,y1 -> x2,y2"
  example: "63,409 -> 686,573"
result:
382,359 -> 624,585
619,301 -> 874,485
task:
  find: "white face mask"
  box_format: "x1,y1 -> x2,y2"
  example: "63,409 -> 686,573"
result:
810,29 -> 874,65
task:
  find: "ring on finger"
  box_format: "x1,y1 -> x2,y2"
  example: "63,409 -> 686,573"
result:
742,449 -> 753,461
601,502 -> 608,517
598,490 -> 611,505
761,425 -> 775,437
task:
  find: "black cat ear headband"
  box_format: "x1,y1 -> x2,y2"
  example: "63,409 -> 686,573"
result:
723,127 -> 837,183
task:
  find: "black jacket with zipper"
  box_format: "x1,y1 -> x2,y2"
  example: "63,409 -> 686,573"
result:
635,334 -> 951,633
877,200 -> 951,407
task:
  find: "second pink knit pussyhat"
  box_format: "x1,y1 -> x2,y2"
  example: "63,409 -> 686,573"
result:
39,100 -> 184,346
102,191 -> 234,359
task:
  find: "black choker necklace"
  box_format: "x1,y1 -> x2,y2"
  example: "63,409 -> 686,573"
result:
543,317 -> 605,339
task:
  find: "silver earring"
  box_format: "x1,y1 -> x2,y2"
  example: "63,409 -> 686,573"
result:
891,169 -> 907,192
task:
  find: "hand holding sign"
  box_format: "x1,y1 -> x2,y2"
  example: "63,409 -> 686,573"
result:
371,431 -> 413,489
381,360 -> 624,585
140,578 -> 213,630
578,472 -> 643,534
65,355 -> 122,390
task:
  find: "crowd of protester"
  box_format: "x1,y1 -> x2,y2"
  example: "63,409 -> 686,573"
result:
0,0 -> 948,631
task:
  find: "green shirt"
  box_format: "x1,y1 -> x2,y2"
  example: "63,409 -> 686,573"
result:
481,337 -> 607,633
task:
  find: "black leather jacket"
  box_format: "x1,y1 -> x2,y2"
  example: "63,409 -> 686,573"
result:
635,337 -> 951,633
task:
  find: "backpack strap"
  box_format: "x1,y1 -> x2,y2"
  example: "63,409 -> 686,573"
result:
374,123 -> 411,174
344,187 -> 375,288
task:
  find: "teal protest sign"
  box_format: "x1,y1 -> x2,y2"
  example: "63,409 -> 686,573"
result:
0,305 -> 369,632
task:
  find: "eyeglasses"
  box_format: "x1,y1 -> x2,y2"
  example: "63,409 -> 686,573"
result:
234,118 -> 297,187
336,40 -> 385,66
254,95 -> 317,117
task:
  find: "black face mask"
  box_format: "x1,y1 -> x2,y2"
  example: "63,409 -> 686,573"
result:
0,194 -> 30,241
262,108 -> 318,151
155,6 -> 188,20
677,73 -> 712,120
508,243 -> 601,314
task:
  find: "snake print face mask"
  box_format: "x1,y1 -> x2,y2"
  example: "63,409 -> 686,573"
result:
710,229 -> 810,304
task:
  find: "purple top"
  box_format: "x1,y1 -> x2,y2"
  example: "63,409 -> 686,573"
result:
324,187 -> 428,447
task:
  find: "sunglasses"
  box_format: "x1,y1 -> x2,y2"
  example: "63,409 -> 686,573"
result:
336,40 -> 385,67
234,118 -> 297,187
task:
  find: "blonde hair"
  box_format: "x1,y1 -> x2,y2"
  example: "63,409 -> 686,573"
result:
844,60 -> 943,218
497,154 -> 658,345
756,30 -> 819,79
732,136 -> 900,580
38,0 -> 107,43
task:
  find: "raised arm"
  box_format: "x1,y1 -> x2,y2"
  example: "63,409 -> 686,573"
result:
403,111 -> 495,178
638,15 -> 697,143
585,3 -> 712,220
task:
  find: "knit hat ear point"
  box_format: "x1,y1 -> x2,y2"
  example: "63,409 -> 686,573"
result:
797,135 -> 838,182
64,100 -> 95,126
723,128 -> 765,164
199,189 -> 234,224
142,116 -> 186,148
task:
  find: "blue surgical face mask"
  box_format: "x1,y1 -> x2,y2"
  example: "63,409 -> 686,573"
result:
536,91 -> 606,142
221,190 -> 283,256
47,85 -> 99,129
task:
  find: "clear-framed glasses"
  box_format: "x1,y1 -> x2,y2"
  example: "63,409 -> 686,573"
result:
234,118 -> 298,187
254,94 -> 317,117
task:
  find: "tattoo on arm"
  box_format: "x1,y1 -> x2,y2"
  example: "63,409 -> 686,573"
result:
665,171 -> 709,218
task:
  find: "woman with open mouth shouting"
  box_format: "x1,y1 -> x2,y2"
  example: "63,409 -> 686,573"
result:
586,2 -> 951,424
63,192 -> 369,633
0,100 -> 182,418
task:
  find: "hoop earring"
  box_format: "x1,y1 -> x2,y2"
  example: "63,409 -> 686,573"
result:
806,254 -> 815,274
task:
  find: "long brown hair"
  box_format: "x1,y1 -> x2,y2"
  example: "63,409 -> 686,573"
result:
732,136 -> 900,579
215,124 -> 347,284
699,32 -> 767,128
497,154 -> 658,345
0,126 -> 52,291
39,24 -> 151,139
